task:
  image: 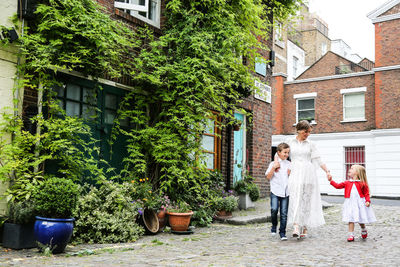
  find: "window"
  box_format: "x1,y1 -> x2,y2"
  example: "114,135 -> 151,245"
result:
255,57 -> 266,76
344,146 -> 365,180
321,43 -> 327,55
56,83 -> 97,120
341,87 -> 366,121
296,98 -> 315,123
275,22 -> 284,48
343,93 -> 365,121
115,0 -> 161,28
292,56 -> 298,78
201,118 -> 221,170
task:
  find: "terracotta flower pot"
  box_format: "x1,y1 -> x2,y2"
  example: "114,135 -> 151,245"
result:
166,211 -> 193,232
216,210 -> 232,218
157,210 -> 167,232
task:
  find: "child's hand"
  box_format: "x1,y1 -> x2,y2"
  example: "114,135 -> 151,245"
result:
327,174 -> 332,182
273,154 -> 280,172
365,201 -> 370,207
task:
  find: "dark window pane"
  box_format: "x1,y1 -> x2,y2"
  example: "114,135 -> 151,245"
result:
66,84 -> 81,101
298,99 -> 314,110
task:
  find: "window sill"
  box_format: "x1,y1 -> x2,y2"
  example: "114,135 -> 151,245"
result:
293,120 -> 317,126
340,119 -> 367,123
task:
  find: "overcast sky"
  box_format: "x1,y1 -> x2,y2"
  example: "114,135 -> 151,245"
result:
307,0 -> 389,61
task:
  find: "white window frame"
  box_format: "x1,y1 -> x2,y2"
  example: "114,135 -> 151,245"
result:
343,146 -> 365,179
340,87 -> 366,122
275,22 -> 284,48
292,56 -> 298,78
114,0 -> 161,28
294,92 -> 317,124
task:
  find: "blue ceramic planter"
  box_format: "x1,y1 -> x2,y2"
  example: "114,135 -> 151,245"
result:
34,216 -> 74,254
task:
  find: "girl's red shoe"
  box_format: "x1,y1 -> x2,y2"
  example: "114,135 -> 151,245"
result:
361,230 -> 368,239
347,235 -> 354,242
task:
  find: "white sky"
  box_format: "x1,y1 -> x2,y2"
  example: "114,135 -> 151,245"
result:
307,0 -> 389,60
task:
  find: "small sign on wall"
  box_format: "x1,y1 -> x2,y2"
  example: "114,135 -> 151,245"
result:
254,80 -> 271,103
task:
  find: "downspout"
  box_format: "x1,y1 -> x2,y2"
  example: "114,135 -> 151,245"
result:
226,124 -> 232,190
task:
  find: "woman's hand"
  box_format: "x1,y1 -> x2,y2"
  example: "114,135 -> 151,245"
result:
365,201 -> 370,207
326,171 -> 332,181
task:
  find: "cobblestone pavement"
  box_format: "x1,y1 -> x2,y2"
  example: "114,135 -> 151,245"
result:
1,202 -> 399,267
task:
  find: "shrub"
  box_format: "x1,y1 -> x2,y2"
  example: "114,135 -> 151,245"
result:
6,201 -> 36,224
73,181 -> 144,244
233,174 -> 260,202
31,177 -> 79,218
215,195 -> 238,212
247,183 -> 260,202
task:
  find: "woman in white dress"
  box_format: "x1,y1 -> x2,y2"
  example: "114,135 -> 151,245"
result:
286,120 -> 332,238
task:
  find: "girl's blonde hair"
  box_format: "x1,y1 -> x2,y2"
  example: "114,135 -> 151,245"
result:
352,164 -> 369,188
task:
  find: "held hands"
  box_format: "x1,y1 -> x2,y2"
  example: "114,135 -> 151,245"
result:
365,201 -> 370,207
326,171 -> 332,181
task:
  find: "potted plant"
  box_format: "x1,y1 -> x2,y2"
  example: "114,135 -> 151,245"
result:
234,175 -> 260,210
31,177 -> 79,254
214,195 -> 238,218
166,201 -> 193,232
2,201 -> 36,249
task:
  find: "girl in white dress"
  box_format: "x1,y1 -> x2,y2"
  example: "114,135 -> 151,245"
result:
328,164 -> 376,242
286,121 -> 332,238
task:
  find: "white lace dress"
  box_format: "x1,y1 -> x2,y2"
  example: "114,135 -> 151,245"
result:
286,138 -> 325,228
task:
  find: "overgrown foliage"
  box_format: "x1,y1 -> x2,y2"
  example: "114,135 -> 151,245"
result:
0,0 -> 302,229
73,181 -> 144,244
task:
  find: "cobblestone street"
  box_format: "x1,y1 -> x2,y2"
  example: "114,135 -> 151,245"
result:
1,202 -> 399,267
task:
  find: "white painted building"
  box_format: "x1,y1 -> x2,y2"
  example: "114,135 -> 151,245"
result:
286,40 -> 306,81
273,129 -> 400,197
0,0 -> 19,213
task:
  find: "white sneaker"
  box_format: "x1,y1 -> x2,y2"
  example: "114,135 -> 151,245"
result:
280,236 -> 288,241
271,232 -> 277,236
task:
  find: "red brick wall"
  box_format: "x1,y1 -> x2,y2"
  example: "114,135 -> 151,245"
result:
281,74 -> 375,134
271,74 -> 286,135
374,19 -> 400,67
297,51 -> 355,79
375,69 -> 400,129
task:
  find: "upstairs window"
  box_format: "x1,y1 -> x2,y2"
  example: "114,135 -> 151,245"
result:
255,57 -> 267,76
292,56 -> 299,78
115,0 -> 161,28
340,87 -> 366,122
297,98 -> 315,122
294,92 -> 317,123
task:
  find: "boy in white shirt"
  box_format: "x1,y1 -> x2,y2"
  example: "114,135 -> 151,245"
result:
265,143 -> 291,240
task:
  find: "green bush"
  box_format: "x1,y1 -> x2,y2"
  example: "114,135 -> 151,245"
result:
215,195 -> 238,212
73,181 -> 144,244
247,183 -> 260,202
233,174 -> 260,202
32,177 -> 79,218
6,201 -> 36,224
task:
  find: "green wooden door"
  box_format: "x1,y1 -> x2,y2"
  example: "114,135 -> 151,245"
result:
56,74 -> 130,178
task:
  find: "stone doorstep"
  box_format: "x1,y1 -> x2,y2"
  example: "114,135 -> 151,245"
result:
215,200 -> 333,226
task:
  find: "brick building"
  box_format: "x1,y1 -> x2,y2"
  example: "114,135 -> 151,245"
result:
271,0 -> 400,197
0,0 -> 274,205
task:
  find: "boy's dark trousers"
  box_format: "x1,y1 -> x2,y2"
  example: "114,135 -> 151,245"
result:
270,192 -> 289,237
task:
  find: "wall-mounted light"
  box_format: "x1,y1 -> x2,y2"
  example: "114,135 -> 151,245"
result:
0,28 -> 19,42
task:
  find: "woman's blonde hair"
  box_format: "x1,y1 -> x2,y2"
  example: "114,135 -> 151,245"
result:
352,164 -> 369,188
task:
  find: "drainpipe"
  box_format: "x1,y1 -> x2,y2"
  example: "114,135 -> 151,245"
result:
226,124 -> 232,190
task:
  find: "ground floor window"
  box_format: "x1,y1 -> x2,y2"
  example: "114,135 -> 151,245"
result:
344,146 -> 365,179
201,117 -> 221,170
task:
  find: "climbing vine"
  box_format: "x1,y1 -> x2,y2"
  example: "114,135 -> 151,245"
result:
0,0 -> 303,205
